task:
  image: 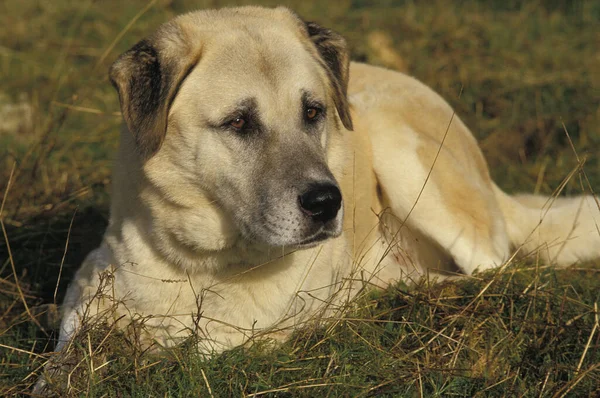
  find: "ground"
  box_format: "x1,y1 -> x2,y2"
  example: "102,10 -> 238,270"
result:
1,0 -> 599,396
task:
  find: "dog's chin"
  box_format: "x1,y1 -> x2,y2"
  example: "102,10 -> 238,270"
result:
241,217 -> 343,249
247,228 -> 341,250
293,229 -> 341,249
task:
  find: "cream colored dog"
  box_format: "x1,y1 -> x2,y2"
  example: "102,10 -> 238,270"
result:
54,6 -> 600,359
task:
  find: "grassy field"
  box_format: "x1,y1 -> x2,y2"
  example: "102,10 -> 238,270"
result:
1,0 -> 599,396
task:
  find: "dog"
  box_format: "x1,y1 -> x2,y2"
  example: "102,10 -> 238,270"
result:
47,5 -> 600,369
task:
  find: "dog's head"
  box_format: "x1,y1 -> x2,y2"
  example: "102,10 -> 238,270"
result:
109,7 -> 353,251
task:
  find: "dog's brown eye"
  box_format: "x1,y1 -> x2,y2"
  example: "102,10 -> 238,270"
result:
230,118 -> 246,129
306,107 -> 319,120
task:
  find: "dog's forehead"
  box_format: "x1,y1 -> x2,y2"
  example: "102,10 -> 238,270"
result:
176,25 -> 327,114
210,30 -> 320,83
174,6 -> 318,79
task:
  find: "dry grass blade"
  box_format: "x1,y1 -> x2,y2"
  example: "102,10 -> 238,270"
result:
399,87 -> 463,230
51,101 -> 121,116
54,209 -> 77,304
1,162 -> 45,332
200,368 -> 215,398
553,363 -> 600,398
576,302 -> 599,373
0,161 -> 16,219
94,0 -> 160,69
246,382 -> 346,397
0,342 -> 46,359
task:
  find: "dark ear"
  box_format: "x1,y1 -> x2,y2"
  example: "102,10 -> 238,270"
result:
304,22 -> 353,131
109,29 -> 199,159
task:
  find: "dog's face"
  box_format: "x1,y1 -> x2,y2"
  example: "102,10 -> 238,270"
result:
109,7 -> 353,250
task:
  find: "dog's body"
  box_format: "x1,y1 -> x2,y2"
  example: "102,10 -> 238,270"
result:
55,6 -> 600,357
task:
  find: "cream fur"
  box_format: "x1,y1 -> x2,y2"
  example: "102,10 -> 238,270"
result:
54,7 -> 600,359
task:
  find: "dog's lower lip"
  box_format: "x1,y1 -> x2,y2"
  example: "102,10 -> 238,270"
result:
297,231 -> 330,246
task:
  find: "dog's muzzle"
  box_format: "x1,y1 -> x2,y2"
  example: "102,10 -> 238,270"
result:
298,182 -> 342,224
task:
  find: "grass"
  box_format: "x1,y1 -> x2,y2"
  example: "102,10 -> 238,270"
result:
1,0 -> 599,396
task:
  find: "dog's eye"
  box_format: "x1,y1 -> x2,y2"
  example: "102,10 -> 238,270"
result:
306,107 -> 320,120
230,117 -> 247,129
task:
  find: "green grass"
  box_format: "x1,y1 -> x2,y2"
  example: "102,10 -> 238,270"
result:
1,0 -> 599,396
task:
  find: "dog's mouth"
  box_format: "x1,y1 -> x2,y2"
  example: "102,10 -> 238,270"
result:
295,229 -> 339,248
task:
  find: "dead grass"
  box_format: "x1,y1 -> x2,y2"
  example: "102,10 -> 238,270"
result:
1,0 -> 599,396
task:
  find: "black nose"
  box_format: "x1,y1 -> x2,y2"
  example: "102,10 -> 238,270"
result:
299,183 -> 342,223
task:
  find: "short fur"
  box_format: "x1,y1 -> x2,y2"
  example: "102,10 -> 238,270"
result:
53,6 -> 600,360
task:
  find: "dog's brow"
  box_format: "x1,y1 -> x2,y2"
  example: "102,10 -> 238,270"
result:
301,90 -> 324,107
236,97 -> 258,112
215,97 -> 259,125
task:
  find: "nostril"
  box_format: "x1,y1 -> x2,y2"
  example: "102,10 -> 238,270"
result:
299,183 -> 342,223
